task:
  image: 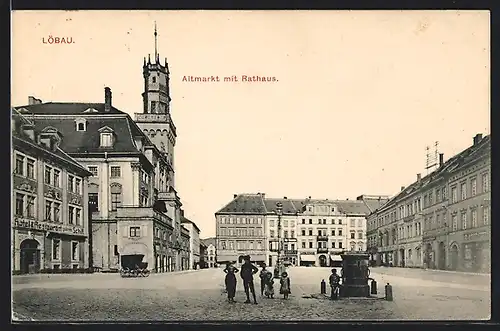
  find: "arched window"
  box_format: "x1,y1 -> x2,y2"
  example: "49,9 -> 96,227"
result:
110,183 -> 122,211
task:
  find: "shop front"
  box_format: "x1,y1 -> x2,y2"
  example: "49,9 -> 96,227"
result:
299,252 -> 315,266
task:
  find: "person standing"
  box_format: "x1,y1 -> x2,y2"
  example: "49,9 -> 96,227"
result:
259,264 -> 268,296
329,268 -> 341,300
223,263 -> 239,303
240,256 -> 259,304
264,270 -> 275,298
280,272 -> 291,299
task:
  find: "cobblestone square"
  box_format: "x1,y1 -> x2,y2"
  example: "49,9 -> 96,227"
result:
12,267 -> 490,321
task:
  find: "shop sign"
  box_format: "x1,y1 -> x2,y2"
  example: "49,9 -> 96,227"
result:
14,218 -> 85,236
464,231 -> 489,241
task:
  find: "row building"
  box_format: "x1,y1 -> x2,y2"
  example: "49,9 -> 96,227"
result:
214,193 -> 387,267
366,133 -> 491,273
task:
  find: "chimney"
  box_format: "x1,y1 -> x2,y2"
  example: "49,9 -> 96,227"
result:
439,153 -> 444,167
401,186 -> 405,191
104,87 -> 112,112
473,133 -> 483,145
28,96 -> 42,105
417,173 -> 421,182
233,194 -> 238,199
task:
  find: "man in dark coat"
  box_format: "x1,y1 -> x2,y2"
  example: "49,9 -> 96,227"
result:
240,255 -> 259,304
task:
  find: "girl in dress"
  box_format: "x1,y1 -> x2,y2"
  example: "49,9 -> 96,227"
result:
280,272 -> 291,299
223,263 -> 239,303
264,271 -> 275,298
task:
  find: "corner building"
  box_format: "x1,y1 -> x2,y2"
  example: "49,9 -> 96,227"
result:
12,109 -> 92,273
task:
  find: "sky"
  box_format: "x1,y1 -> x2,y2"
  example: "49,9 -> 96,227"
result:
12,10 -> 490,238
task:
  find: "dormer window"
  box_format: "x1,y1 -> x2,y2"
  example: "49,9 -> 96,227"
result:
98,126 -> 115,148
75,118 -> 87,132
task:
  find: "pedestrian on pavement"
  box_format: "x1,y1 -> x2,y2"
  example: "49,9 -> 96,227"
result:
264,270 -> 275,298
329,268 -> 341,300
279,272 -> 291,299
223,263 -> 239,303
240,255 -> 259,304
259,264 -> 268,296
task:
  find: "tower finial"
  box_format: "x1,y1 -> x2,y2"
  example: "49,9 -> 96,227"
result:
154,21 -> 158,60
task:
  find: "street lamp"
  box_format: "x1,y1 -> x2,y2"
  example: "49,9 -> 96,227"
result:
274,202 -> 283,279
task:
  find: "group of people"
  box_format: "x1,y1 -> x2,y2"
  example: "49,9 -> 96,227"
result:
223,257 -> 291,304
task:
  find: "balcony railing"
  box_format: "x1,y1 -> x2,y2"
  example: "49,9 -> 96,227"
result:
317,235 -> 329,241
317,248 -> 329,253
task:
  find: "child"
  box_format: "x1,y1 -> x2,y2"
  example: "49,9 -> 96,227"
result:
264,270 -> 275,298
279,271 -> 291,299
223,263 -> 239,303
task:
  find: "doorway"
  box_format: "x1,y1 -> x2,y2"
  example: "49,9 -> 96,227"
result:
438,241 -> 446,270
399,249 -> 405,267
450,244 -> 459,271
20,239 -> 41,274
319,255 -> 327,267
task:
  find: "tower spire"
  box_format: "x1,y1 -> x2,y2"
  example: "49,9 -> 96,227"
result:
154,21 -> 158,61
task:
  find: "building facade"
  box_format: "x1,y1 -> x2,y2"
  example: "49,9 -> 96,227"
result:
215,194 -> 387,268
367,134 -> 491,273
201,238 -> 217,268
12,109 -> 92,274
181,212 -> 201,269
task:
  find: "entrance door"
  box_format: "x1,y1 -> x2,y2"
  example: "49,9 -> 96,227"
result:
450,244 -> 459,271
438,242 -> 446,270
399,249 -> 405,267
319,255 -> 327,267
20,239 -> 41,274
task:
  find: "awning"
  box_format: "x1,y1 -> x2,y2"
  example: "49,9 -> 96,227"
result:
300,255 -> 316,262
330,255 -> 342,262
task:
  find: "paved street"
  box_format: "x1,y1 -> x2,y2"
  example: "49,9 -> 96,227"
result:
12,266 -> 490,321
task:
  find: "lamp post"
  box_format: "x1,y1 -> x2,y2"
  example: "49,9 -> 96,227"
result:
274,202 -> 283,278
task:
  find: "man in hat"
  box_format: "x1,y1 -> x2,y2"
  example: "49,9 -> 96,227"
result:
240,255 -> 259,304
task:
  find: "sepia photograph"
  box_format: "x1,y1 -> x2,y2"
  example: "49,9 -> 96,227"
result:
11,10 -> 490,322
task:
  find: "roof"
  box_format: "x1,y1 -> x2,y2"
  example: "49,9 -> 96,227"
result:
11,109 -> 92,176
215,194 -> 375,216
15,102 -> 125,115
181,216 -> 201,233
201,237 -> 216,247
374,134 -> 491,214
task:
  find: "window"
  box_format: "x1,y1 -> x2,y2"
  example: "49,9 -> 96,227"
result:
88,166 -> 98,177
339,242 -> 343,249
358,232 -> 363,239
284,220 -> 288,227
309,219 -> 312,224
53,169 -> 60,188
15,154 -> 25,175
15,193 -> 24,216
350,232 -> 355,239
89,193 -> 99,211
44,166 -> 52,185
45,200 -> 52,220
269,220 -> 274,227
52,239 -> 61,260
26,196 -> 35,218
309,242 -> 313,248
101,133 -> 113,147
338,219 -> 342,225
75,208 -> 81,225
471,209 -> 478,227
308,229 -> 313,236
53,202 -> 61,222
452,214 -> 458,231
302,219 -> 305,224
451,187 -> 458,203
77,123 -> 85,131
461,182 -> 467,200
358,219 -> 363,227
75,178 -> 81,194
26,159 -> 35,179
331,230 -> 335,236
331,242 -> 336,248
68,175 -> 74,192
110,184 -> 122,211
290,230 -> 295,238
350,242 -> 355,251
152,77 -> 156,83
68,206 -> 75,224
471,178 -> 477,196
350,219 -> 355,227
483,206 -> 489,225
270,230 -> 275,238
461,212 -> 467,230
482,173 -> 489,192
339,229 -> 343,236
130,226 -> 141,237
301,229 -> 306,236
75,118 -> 87,131
72,242 -> 79,261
